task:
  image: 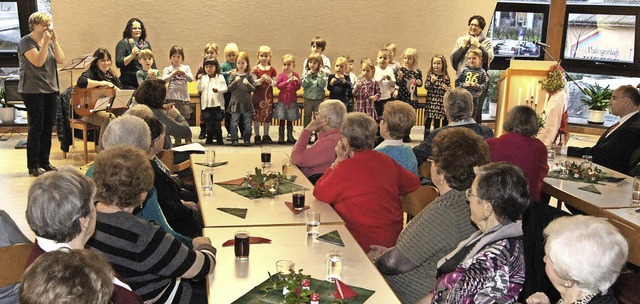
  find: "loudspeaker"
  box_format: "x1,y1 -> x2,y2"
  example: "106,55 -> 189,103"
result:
4,79 -> 20,102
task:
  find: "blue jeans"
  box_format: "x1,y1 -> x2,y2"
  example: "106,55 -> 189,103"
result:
230,112 -> 252,141
22,92 -> 58,169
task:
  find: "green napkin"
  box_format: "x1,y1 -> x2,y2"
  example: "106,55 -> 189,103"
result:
316,230 -> 345,247
217,208 -> 247,219
578,184 -> 601,194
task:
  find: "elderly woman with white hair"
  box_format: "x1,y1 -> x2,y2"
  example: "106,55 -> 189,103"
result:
291,99 -> 347,184
526,215 -> 628,304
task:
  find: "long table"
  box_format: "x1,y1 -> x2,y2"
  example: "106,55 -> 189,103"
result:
602,208 -> 640,266
191,152 -> 344,228
204,225 -> 401,303
542,156 -> 634,216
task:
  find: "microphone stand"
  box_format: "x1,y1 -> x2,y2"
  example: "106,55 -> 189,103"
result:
539,44 -> 587,95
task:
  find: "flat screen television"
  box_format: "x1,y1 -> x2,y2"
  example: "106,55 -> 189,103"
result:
563,13 -> 636,63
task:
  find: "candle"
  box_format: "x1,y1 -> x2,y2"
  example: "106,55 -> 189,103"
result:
535,84 -> 540,105
518,88 -> 523,105
527,83 -> 531,103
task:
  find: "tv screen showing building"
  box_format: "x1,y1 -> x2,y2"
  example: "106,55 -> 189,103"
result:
563,13 -> 636,63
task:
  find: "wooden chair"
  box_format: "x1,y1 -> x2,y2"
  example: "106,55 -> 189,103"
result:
402,185 -> 440,223
157,149 -> 192,174
0,243 -> 33,288
64,119 -> 100,163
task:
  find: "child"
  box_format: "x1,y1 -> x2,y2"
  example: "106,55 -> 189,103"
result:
395,48 -> 423,107
455,48 -> 487,124
327,56 -> 353,112
162,45 -> 194,145
384,43 -> 402,72
195,43 -> 219,139
197,58 -> 227,145
424,54 -> 451,139
135,49 -> 158,85
275,54 -> 301,144
374,48 -> 396,118
353,58 -> 380,120
343,54 -> 357,85
251,45 -> 277,144
220,43 -> 239,140
227,51 -> 255,146
302,36 -> 331,75
301,52 -> 327,142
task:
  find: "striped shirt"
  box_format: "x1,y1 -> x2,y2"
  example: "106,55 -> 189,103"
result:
89,211 -> 216,303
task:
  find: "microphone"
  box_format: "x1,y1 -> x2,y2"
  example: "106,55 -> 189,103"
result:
534,41 -> 551,48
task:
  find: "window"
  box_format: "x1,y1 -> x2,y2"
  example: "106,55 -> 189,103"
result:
0,0 -> 38,67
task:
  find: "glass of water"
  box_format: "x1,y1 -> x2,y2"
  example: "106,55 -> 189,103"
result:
201,170 -> 214,190
306,210 -> 320,236
325,251 -> 343,282
632,176 -> 640,206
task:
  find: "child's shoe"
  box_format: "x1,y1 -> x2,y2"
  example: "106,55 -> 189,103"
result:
262,135 -> 273,144
254,135 -> 262,145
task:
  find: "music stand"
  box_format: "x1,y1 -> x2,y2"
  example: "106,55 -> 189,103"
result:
59,54 -> 94,88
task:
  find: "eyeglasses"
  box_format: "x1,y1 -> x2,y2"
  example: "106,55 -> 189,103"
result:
465,188 -> 479,200
469,23 -> 481,28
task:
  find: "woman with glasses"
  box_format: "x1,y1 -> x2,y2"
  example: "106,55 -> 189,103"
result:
420,162 -> 530,304
369,127 -> 489,304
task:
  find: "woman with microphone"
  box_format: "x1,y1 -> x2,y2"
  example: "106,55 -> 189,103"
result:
18,12 -> 65,176
115,18 -> 155,89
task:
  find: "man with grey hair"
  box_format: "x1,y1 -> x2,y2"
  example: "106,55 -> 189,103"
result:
291,99 -> 347,184
413,88 -> 493,165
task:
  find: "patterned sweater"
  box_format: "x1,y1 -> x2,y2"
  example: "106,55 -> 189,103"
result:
228,73 -> 255,113
89,211 -> 216,303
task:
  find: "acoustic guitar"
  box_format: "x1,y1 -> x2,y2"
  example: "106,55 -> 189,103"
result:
71,86 -> 116,117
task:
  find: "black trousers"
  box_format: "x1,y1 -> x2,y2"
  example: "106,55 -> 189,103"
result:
22,92 -> 58,169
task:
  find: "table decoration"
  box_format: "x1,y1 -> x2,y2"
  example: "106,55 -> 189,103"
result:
316,230 -> 345,247
284,202 -> 310,215
216,168 -> 307,199
547,160 -> 605,184
231,271 -> 374,304
195,161 -> 228,167
217,207 -> 248,219
222,236 -> 272,247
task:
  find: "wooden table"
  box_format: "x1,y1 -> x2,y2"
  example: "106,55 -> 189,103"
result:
601,208 -> 640,266
204,225 -> 401,303
542,156 -> 633,216
191,152 -> 344,228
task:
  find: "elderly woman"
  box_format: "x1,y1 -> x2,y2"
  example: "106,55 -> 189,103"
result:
488,106 -> 548,202
20,249 -> 114,304
90,114 -> 199,243
419,162 -> 529,303
115,18 -> 155,89
89,146 -> 216,304
18,12 -> 65,176
376,100 -> 419,175
314,112 -> 421,251
25,167 -> 141,303
369,128 -> 489,304
526,215 -> 627,304
76,47 -> 123,151
413,88 -> 493,165
291,99 -> 347,184
135,78 -> 192,149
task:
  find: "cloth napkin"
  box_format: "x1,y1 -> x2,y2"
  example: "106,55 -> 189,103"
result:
222,237 -> 272,247
216,208 -> 247,219
333,279 -> 358,300
216,177 -> 245,186
578,184 -> 601,194
284,202 -> 310,215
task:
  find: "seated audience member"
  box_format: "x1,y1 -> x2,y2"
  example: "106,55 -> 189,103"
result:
562,85 -> 640,175
125,103 -> 154,118
419,162 -> 529,304
76,47 -> 124,152
291,99 -> 346,184
0,210 -> 32,303
413,87 -> 494,165
369,128 -> 488,304
25,167 -> 141,303
87,115 -> 197,243
135,79 -> 192,149
89,146 -> 216,304
488,105 -> 548,202
526,215 -> 628,304
20,249 -> 114,304
375,100 -> 419,175
314,112 -> 421,251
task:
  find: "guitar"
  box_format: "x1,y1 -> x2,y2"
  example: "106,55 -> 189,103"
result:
71,86 -> 116,117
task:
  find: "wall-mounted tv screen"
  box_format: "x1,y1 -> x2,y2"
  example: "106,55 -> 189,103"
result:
489,11 -> 545,58
0,2 -> 20,53
563,13 -> 636,63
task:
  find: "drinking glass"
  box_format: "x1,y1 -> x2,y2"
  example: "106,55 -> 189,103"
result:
632,176 -> 640,206
325,251 -> 343,282
234,231 -> 250,260
547,146 -> 555,163
582,155 -> 593,168
306,210 -> 320,236
292,187 -> 306,210
205,148 -> 216,166
275,260 -> 295,277
201,170 -> 214,190
261,147 -> 272,167
282,158 -> 293,179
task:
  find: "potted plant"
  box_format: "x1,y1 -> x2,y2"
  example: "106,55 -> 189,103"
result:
0,85 -> 15,123
485,71 -> 500,118
580,83 -> 613,124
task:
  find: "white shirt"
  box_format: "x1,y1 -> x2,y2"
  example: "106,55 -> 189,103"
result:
197,74 -> 227,110
374,66 -> 396,100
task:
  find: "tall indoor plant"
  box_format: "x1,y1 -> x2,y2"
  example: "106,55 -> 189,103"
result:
580,83 -> 612,124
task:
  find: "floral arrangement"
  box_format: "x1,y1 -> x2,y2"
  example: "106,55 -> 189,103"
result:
261,269 -> 347,304
245,167 -> 282,198
548,160 -> 603,183
539,64 -> 565,93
